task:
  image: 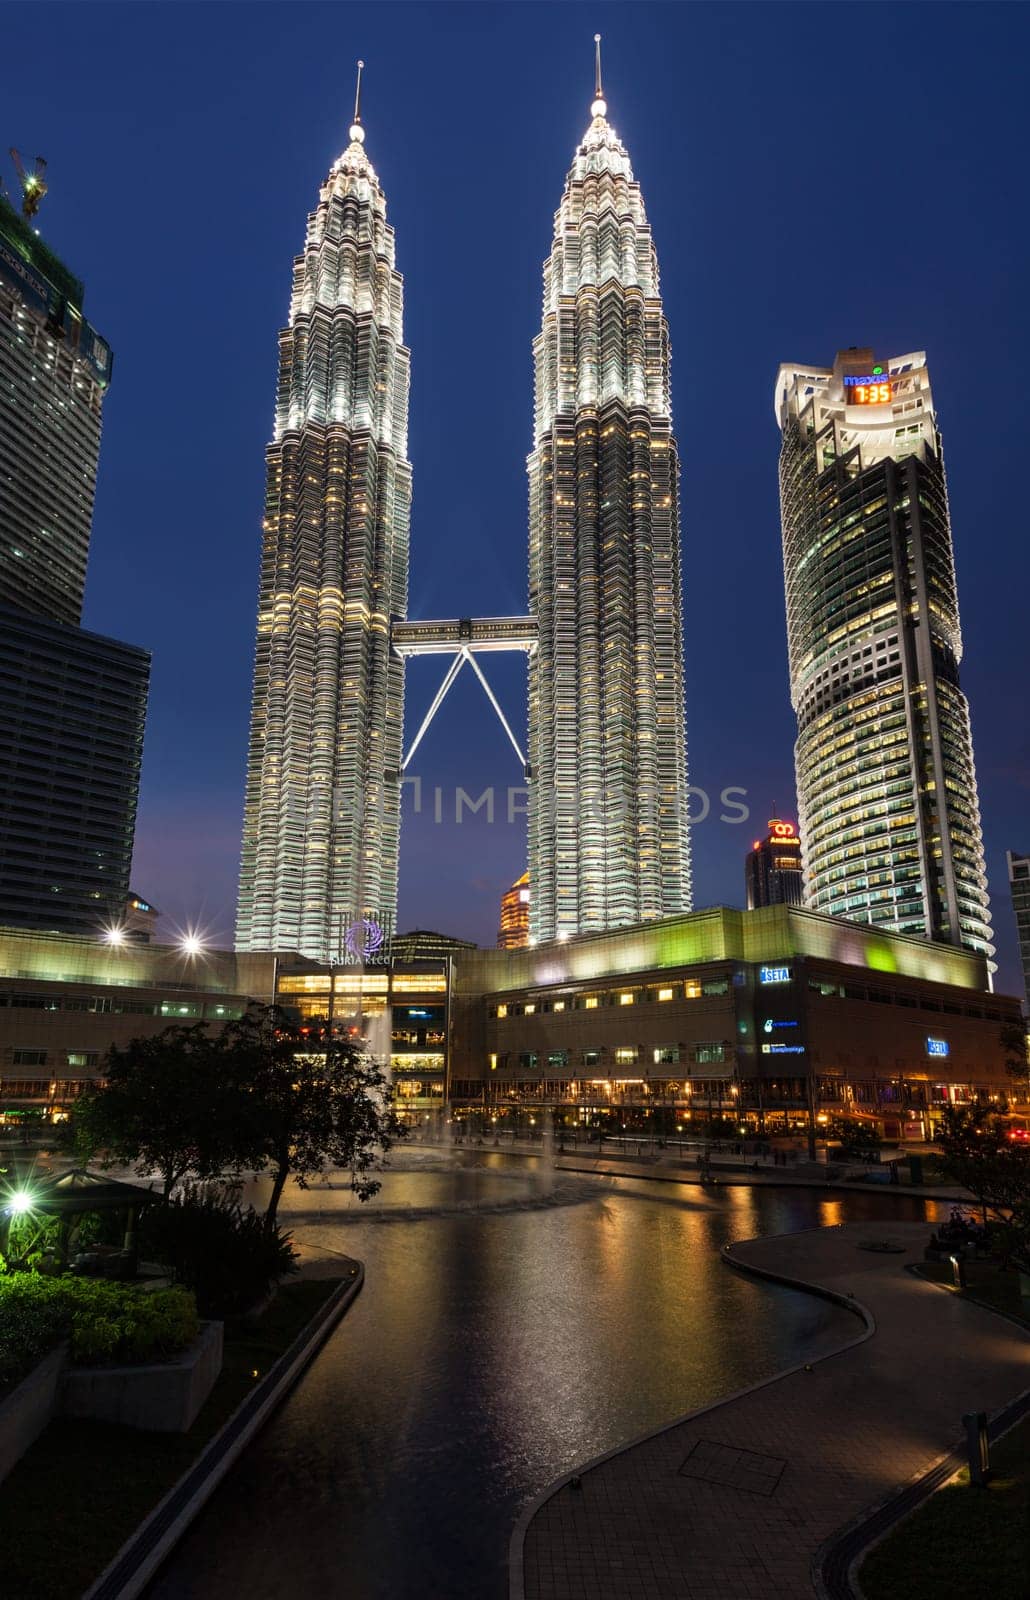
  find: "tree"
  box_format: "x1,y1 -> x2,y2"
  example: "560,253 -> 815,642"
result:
829,1116 -> 881,1157
223,1003 -> 406,1229
74,1023 -> 249,1197
1000,1020 -> 1030,1108
936,1104 -> 1030,1269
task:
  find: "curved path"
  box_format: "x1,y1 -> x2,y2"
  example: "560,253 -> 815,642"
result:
511,1220 -> 1029,1600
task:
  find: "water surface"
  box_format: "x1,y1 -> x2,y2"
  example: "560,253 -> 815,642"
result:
149,1159 -> 941,1600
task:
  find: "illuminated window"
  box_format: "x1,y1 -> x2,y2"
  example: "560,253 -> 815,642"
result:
553,1000 -> 566,1013
615,1048 -> 638,1065
684,981 -> 702,999
619,992 -> 634,1006
496,1004 -> 508,1019
489,1054 -> 498,1071
525,1003 -> 536,1015
658,986 -> 675,1001
585,996 -> 598,1009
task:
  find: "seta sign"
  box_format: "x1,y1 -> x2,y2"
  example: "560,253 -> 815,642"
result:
926,1037 -> 950,1058
759,966 -> 792,985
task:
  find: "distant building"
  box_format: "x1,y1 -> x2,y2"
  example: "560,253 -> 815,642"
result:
124,894 -> 159,943
0,194 -> 149,937
390,928 -> 476,963
775,349 -> 992,959
746,819 -> 803,910
498,872 -> 530,950
1007,852 -> 1030,1009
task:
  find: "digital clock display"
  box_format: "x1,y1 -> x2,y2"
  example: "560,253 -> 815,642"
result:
844,372 -> 892,406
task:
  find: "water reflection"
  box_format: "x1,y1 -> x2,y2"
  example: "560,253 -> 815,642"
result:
148,1167 -> 941,1600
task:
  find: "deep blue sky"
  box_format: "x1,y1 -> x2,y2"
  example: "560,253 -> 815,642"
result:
6,2 -> 1029,991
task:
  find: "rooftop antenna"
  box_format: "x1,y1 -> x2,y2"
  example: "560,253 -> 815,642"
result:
349,59 -> 365,143
591,34 -> 607,118
9,149 -> 47,220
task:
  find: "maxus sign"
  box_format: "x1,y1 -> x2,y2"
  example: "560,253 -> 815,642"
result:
759,966 -> 792,985
926,1037 -> 950,1059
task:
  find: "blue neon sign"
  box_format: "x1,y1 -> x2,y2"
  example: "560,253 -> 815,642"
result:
926,1037 -> 949,1058
759,966 -> 792,985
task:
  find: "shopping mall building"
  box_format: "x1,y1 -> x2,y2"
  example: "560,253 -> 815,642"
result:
0,906 -> 1023,1142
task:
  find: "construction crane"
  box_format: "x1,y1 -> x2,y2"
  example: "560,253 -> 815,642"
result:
9,149 -> 47,220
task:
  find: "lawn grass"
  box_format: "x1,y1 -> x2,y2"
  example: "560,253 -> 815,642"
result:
0,1276 -> 344,1600
859,1417 -> 1030,1600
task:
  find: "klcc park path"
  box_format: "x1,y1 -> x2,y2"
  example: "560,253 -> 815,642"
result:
512,1219 -> 1030,1600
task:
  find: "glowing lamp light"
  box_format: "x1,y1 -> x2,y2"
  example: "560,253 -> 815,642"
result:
104,927 -> 127,946
180,931 -> 206,956
591,97 -> 607,118
7,1190 -> 33,1216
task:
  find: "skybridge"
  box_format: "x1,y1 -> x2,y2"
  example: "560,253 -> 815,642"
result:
391,616 -> 537,773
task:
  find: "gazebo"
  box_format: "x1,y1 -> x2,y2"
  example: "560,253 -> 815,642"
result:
0,1168 -> 164,1275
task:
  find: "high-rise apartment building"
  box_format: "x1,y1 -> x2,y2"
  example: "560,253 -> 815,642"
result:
1007,852 -> 1030,1009
0,193 -> 149,936
236,90 -> 412,960
0,195 -> 112,625
745,819 -> 803,910
527,48 -> 690,942
775,349 -> 991,959
498,871 -> 530,950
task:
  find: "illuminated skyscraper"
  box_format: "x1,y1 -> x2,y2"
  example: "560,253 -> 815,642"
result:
775,348 -> 992,959
745,819 -> 803,910
237,74 -> 411,959
497,871 -> 530,950
527,42 -> 690,942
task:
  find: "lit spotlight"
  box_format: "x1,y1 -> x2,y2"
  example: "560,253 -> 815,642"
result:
6,1190 -> 33,1216
180,932 -> 206,957
103,926 -> 127,946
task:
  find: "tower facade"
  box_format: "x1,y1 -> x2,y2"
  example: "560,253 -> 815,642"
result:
0,193 -> 148,936
527,56 -> 690,943
775,349 -> 992,959
0,193 -> 113,625
237,97 -> 411,959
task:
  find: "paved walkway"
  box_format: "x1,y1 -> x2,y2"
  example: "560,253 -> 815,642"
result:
512,1220 -> 1029,1600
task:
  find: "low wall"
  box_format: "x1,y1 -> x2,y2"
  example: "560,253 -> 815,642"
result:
61,1322 -> 223,1433
0,1344 -> 67,1484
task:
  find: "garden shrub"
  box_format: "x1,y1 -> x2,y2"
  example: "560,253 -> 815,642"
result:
137,1183 -> 298,1317
0,1276 -> 198,1392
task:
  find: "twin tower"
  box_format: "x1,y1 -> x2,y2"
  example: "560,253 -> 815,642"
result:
235,51 -> 691,960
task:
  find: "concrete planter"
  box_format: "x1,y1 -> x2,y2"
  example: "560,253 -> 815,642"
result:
0,1342 -> 67,1483
61,1321 -> 223,1434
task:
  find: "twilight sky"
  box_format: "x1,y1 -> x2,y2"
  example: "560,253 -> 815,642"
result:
5,2 -> 1029,992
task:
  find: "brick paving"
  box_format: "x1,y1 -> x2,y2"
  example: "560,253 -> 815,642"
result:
513,1221 -> 1029,1599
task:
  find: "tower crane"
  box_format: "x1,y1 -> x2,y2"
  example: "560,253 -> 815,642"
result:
8,149 -> 47,219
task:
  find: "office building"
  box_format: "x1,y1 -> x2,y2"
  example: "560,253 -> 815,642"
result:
0,195 -> 149,937
527,46 -> 690,941
389,928 -> 476,963
236,83 -> 411,960
746,819 -> 803,910
774,350 -> 992,959
498,871 -> 530,950
0,193 -> 112,625
0,610 -> 148,933
1007,852 -> 1030,1009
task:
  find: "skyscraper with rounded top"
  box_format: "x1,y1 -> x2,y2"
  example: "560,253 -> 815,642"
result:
237,73 -> 411,959
774,348 -> 992,960
527,41 -> 691,943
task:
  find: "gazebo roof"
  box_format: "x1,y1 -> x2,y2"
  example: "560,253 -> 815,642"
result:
23,1168 -> 164,1214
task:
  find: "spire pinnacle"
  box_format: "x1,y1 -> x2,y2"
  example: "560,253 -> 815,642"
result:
349,59 -> 365,144
591,34 -> 607,118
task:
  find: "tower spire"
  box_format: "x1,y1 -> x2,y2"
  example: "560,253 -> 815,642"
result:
591,34 -> 606,118
350,59 -> 365,144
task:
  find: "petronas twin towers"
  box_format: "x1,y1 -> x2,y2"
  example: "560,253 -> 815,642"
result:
236,48 -> 691,959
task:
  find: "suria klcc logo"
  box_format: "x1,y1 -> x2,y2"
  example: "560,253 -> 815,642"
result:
343,918 -> 386,963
